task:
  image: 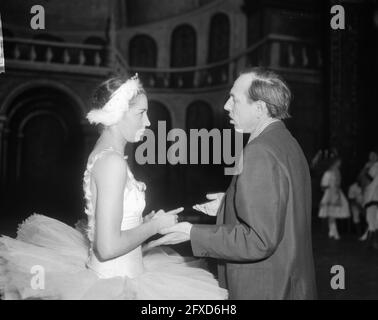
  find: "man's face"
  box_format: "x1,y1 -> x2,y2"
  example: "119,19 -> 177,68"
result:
224,74 -> 261,133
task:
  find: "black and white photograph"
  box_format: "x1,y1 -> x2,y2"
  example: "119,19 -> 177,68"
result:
0,0 -> 377,302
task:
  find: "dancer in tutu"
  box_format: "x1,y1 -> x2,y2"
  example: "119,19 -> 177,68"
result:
362,160 -> 378,248
358,151 -> 378,191
358,151 -> 378,242
0,74 -> 228,300
348,180 -> 364,236
318,157 -> 350,240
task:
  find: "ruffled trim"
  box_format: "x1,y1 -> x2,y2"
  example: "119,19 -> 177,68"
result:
0,241 -> 12,299
83,149 -> 114,242
82,148 -> 145,243
0,215 -> 228,300
0,237 -> 57,300
16,213 -> 41,239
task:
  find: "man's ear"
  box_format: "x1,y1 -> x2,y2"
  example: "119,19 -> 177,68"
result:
257,100 -> 267,114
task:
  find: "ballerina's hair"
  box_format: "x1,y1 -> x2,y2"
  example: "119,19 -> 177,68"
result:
87,74 -> 145,127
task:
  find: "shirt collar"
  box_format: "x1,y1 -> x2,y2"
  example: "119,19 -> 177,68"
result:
248,118 -> 280,143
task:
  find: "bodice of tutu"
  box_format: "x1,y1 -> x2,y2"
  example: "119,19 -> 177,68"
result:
83,148 -> 147,279
321,169 -> 340,189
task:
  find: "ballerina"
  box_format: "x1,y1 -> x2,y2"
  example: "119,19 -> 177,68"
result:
318,157 -> 350,240
0,74 -> 228,300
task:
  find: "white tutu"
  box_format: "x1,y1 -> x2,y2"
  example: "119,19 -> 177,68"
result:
0,214 -> 228,300
318,190 -> 350,219
318,170 -> 350,219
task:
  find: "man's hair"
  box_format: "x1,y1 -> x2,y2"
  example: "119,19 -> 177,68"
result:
240,67 -> 292,119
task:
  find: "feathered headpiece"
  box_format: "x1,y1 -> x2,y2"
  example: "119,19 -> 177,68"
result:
86,73 -> 142,126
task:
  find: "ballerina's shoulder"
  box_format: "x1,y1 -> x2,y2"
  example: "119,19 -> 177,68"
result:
91,152 -> 128,187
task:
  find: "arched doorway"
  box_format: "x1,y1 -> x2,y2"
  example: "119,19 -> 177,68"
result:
208,13 -> 230,63
208,13 -> 230,85
129,34 -> 158,88
170,24 -> 196,88
1,87 -> 86,234
129,34 -> 157,68
128,101 -> 172,213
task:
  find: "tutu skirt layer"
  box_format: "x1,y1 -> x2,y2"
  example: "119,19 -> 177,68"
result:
318,190 -> 350,219
0,214 -> 227,300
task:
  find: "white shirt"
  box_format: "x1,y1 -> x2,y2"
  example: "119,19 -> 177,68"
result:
248,118 -> 280,143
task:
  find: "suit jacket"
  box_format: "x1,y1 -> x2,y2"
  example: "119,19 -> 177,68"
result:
190,121 -> 317,300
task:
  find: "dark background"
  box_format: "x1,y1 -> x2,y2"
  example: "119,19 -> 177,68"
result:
0,0 -> 378,299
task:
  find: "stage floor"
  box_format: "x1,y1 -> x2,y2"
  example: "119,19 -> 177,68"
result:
313,226 -> 378,299
1,215 -> 378,299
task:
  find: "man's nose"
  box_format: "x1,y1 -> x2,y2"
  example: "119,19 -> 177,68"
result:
145,114 -> 151,127
224,98 -> 232,111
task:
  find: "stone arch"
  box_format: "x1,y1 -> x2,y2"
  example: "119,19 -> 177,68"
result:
207,13 -> 230,85
18,109 -> 69,140
170,24 -> 196,88
1,85 -> 86,227
171,24 -> 196,67
0,80 -> 86,119
208,13 -> 230,63
129,34 -> 157,68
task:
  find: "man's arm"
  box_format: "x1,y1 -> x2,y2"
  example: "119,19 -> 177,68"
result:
190,143 -> 289,262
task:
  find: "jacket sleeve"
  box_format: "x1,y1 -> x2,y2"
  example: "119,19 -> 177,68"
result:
190,143 -> 289,262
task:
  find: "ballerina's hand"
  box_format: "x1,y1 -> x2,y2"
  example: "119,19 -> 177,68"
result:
146,222 -> 192,249
192,192 -> 225,216
143,210 -> 155,223
152,207 -> 183,233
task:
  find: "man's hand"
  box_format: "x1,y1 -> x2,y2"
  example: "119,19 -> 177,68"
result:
193,192 -> 225,216
146,222 -> 192,249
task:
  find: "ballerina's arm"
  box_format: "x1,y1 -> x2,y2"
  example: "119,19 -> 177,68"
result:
92,153 -> 181,261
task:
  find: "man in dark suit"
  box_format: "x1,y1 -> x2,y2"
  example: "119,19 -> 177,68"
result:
149,67 -> 317,300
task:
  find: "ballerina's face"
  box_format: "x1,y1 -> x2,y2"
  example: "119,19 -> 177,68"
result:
117,93 -> 150,143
